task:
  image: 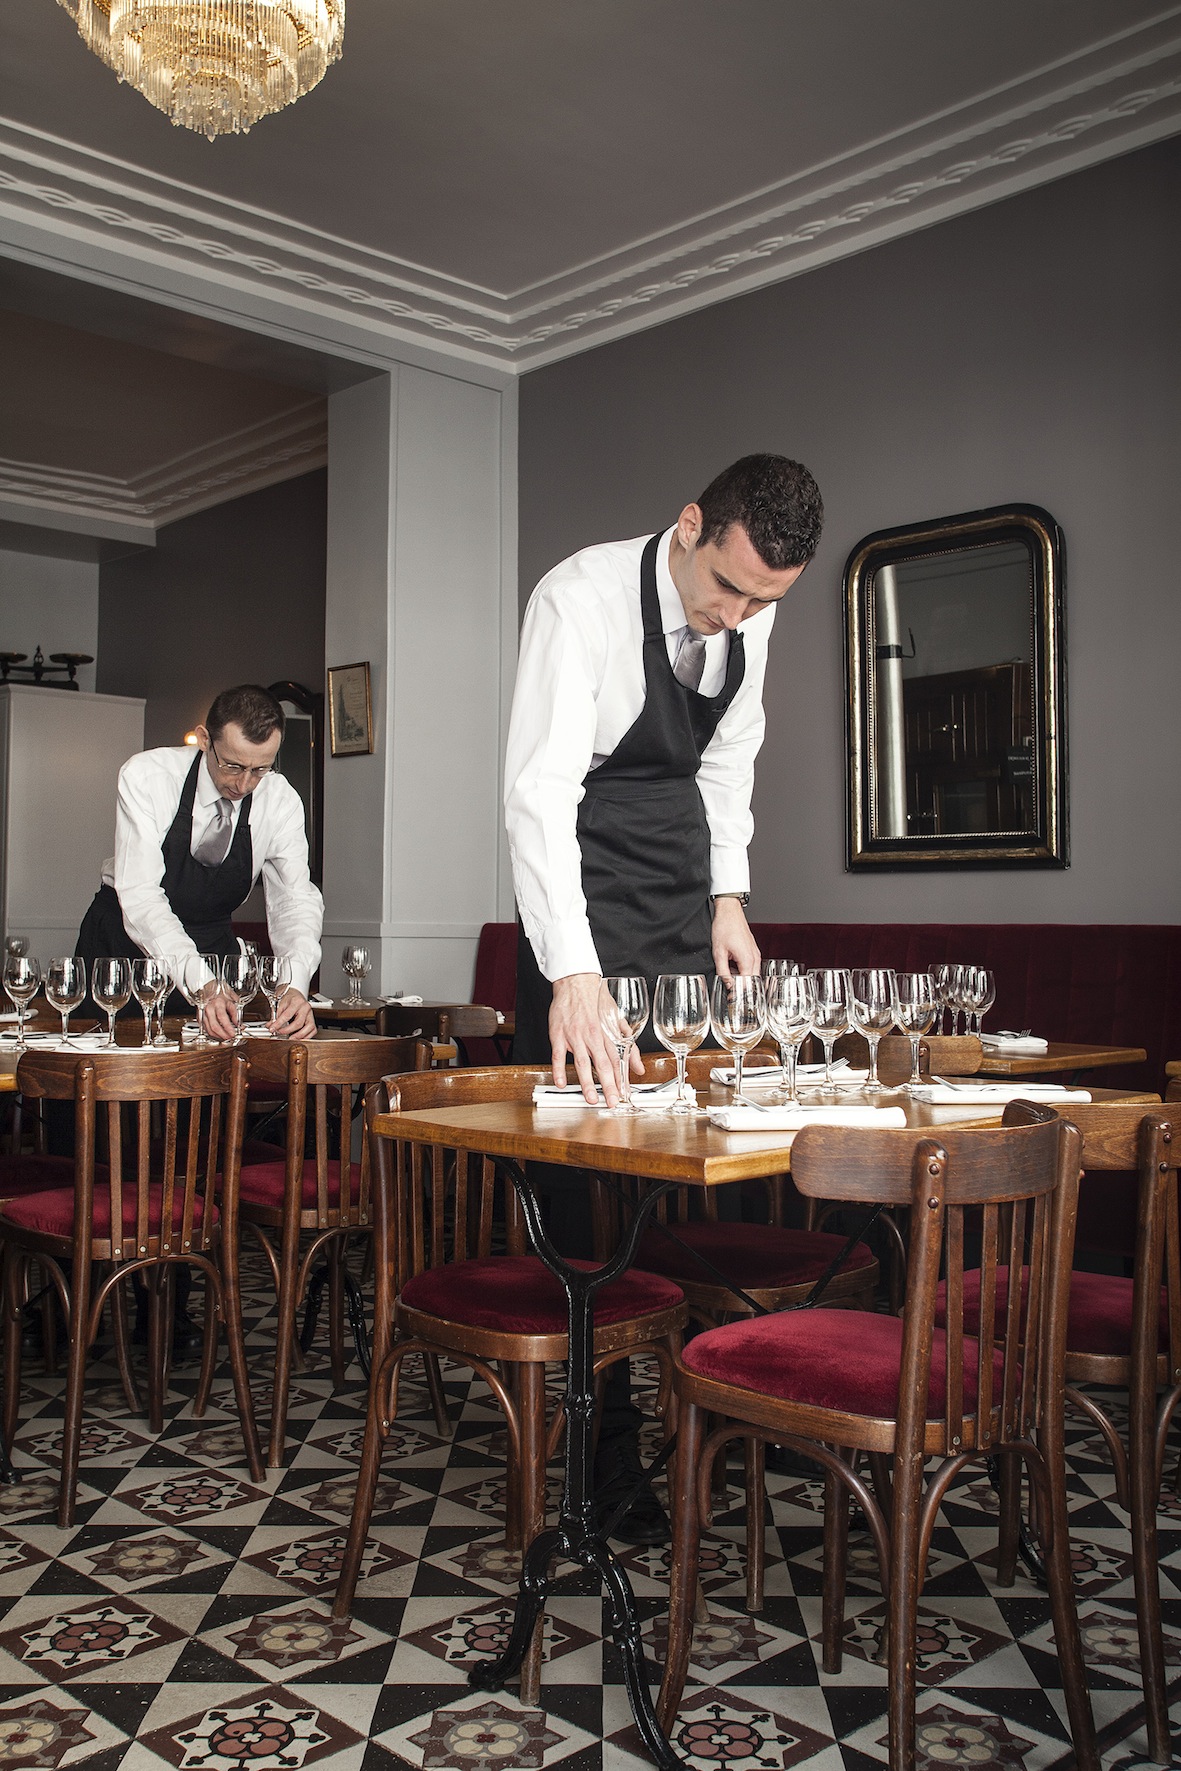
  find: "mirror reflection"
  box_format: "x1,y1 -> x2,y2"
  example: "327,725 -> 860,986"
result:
845,505 -> 1067,869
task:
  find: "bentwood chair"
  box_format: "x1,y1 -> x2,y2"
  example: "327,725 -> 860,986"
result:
237,1035 -> 431,1466
375,1001 -> 502,1065
982,1101 -> 1181,1765
657,1107 -> 1097,1771
333,1064 -> 687,1704
0,1047 -> 262,1525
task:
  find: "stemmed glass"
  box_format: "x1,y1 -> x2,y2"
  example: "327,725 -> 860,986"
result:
91,957 -> 130,1048
946,964 -> 971,1035
964,967 -> 996,1035
4,956 -> 42,1050
152,957 -> 175,1045
221,953 -> 259,1043
599,976 -> 649,1115
130,958 -> 168,1046
893,971 -> 938,1091
765,970 -> 815,1103
653,974 -> 709,1113
258,954 -> 293,1030
848,968 -> 897,1093
710,974 -> 767,1106
45,957 -> 85,1045
932,964 -> 954,1034
808,968 -> 850,1089
178,954 -> 220,1046
341,944 -> 371,1007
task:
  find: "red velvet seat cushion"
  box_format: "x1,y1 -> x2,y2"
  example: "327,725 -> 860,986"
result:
240,1159 -> 358,1212
936,1266 -> 1168,1358
400,1257 -> 683,1336
0,1156 -> 96,1198
0,1184 -> 216,1240
681,1307 -> 1003,1418
636,1221 -> 875,1288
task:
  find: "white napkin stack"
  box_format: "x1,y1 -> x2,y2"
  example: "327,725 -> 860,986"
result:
309,993 -> 333,1007
981,1033 -> 1050,1055
707,1104 -> 907,1131
532,1080 -> 693,1111
913,1081 -> 1090,1104
382,993 -> 425,1006
709,1059 -> 864,1086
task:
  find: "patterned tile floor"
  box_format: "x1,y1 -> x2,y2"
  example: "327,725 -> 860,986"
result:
0,1254 -> 1178,1771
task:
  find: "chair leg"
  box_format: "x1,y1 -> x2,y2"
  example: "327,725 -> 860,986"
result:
994,1448 -> 1021,1587
219,1228 -> 265,1484
333,1353 -> 396,1618
2,1248 -> 25,1456
657,1400 -> 705,1736
108,1276 -> 142,1417
38,1262 -> 57,1377
517,1360 -> 547,1706
821,1462 -> 851,1673
423,1352 -> 452,1437
145,1264 -> 172,1435
1129,1380 -> 1170,1760
885,1445 -> 926,1771
57,1256 -> 91,1529
1028,1423 -> 1099,1771
192,1266 -> 220,1418
743,1435 -> 766,1614
327,1237 -> 347,1387
267,1222 -> 302,1468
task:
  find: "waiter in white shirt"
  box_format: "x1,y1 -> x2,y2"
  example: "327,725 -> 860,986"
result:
504,455 -> 823,1542
77,683 -> 322,1041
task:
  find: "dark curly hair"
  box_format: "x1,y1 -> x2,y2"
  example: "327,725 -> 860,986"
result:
205,685 -> 285,745
696,454 -> 824,569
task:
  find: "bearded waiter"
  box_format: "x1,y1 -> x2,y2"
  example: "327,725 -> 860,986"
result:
78,683 -> 321,1042
504,454 -> 823,1538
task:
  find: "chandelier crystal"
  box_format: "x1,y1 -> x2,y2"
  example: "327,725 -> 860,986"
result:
56,0 -> 345,139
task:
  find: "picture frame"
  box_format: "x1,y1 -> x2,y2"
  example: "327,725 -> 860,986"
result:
327,661 -> 373,758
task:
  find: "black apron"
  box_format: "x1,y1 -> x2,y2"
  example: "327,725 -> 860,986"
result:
77,752 -> 254,1011
515,531 -> 745,1059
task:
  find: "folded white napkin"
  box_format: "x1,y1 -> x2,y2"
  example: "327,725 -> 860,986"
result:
913,1082 -> 1090,1104
532,1080 -> 693,1111
309,993 -> 334,1007
382,993 -> 424,1006
0,1011 -> 20,1024
981,1033 -> 1050,1055
710,1059 -> 860,1086
707,1104 -> 908,1131
239,1025 -> 274,1039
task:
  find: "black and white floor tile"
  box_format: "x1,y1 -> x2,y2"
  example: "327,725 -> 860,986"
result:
0,1256 -> 1177,1771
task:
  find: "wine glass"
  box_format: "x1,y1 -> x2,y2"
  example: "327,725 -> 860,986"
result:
341,944 -> 371,1007
91,957 -> 130,1048
965,966 -> 996,1035
848,968 -> 897,1093
808,968 -> 850,1089
152,956 -> 175,1045
45,956 -> 85,1045
4,955 -> 41,1050
130,958 -> 167,1045
945,964 -> 971,1035
258,954 -> 293,1029
221,952 -> 259,1043
931,963 -> 954,1034
653,974 -> 709,1113
598,976 -> 649,1115
178,953 -> 220,1046
709,973 -> 767,1106
765,969 -> 815,1103
893,971 -> 938,1090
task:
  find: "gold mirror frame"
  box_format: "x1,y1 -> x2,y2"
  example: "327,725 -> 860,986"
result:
844,503 -> 1067,870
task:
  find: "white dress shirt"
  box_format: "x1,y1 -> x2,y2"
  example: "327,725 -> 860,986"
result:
101,746 -> 323,996
504,528 -> 774,982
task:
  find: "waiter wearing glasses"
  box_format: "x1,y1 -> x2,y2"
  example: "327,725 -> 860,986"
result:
77,683 -> 321,1041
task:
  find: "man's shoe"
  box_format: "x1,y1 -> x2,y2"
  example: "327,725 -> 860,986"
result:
593,1441 -> 671,1547
764,1442 -> 823,1478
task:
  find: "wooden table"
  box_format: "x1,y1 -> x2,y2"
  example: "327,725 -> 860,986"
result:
977,1041 -> 1147,1079
373,1080 -> 1153,1765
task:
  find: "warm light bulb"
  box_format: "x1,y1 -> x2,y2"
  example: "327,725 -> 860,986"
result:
184,730 -> 200,746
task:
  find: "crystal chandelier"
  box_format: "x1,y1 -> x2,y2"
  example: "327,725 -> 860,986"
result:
56,1 -> 345,140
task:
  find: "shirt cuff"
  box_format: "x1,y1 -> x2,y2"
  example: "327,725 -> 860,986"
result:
709,846 -> 751,898
531,917 -> 602,984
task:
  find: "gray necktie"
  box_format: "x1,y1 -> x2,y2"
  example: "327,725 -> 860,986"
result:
194,797 -> 234,868
673,628 -> 707,691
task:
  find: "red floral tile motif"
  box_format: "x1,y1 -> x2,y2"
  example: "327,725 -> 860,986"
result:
6,1600 -> 183,1673
647,1608 -> 777,1673
291,1473 -> 414,1520
403,1602 -> 594,1671
614,1687 -> 831,1771
121,1473 -> 266,1520
81,1532 -> 214,1589
445,1537 -> 522,1587
242,1528 -> 411,1592
1079,1606 -> 1181,1674
843,1603 -> 1007,1686
0,1475 -> 61,1524
408,1700 -> 564,1770
909,1703 -> 1035,1770
0,1697 -> 97,1768
175,1425 -> 257,1465
25,1422 -> 144,1465
225,1605 -> 364,1669
140,1688 -> 360,1771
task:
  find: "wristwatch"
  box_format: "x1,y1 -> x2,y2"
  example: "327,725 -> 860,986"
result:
710,892 -> 750,907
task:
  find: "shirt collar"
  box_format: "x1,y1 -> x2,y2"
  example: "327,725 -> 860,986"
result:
656,525 -> 695,638
195,751 -> 222,808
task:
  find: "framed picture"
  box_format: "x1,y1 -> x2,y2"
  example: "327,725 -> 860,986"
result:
327,662 -> 373,757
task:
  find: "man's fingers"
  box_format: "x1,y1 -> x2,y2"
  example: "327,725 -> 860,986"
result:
629,1044 -> 645,1077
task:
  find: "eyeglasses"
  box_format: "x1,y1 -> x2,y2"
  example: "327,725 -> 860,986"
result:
209,740 -> 274,782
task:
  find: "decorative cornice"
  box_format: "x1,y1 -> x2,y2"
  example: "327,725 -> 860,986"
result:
2,13 -> 1180,371
0,399 -> 326,539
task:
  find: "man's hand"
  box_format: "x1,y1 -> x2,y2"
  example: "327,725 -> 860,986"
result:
549,973 -> 643,1106
711,897 -> 761,980
201,988 -> 239,1043
271,989 -> 317,1041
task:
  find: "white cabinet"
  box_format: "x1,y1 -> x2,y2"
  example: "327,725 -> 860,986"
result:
0,686 -> 144,961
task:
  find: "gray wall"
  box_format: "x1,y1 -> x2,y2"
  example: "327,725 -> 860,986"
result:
518,138 -> 1181,925
97,470 -> 326,747
0,549 -> 98,692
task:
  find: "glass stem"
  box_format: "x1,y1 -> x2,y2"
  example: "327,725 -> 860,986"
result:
616,1042 -> 630,1106
142,1007 -> 152,1045
785,1041 -> 799,1104
107,1009 -> 117,1047
867,1035 -> 880,1086
821,1036 -> 835,1084
15,1004 -> 26,1051
60,1011 -> 70,1042
733,1048 -> 745,1101
909,1035 -> 921,1085
675,1047 -> 688,1103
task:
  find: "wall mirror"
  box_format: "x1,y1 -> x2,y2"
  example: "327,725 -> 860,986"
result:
844,504 -> 1067,869
268,680 -> 324,885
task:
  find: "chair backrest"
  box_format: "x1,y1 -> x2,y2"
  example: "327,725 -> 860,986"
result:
16,1047 -> 248,1262
834,1033 -> 983,1082
1163,1060 -> 1179,1103
791,1107 -> 1079,1451
256,1035 -> 430,1225
374,1002 -> 501,1059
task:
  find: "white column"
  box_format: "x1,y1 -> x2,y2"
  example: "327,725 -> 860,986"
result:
322,366 -> 514,1001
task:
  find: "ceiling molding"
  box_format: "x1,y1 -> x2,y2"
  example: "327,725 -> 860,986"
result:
2,15 -> 1180,373
0,399 -> 326,542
